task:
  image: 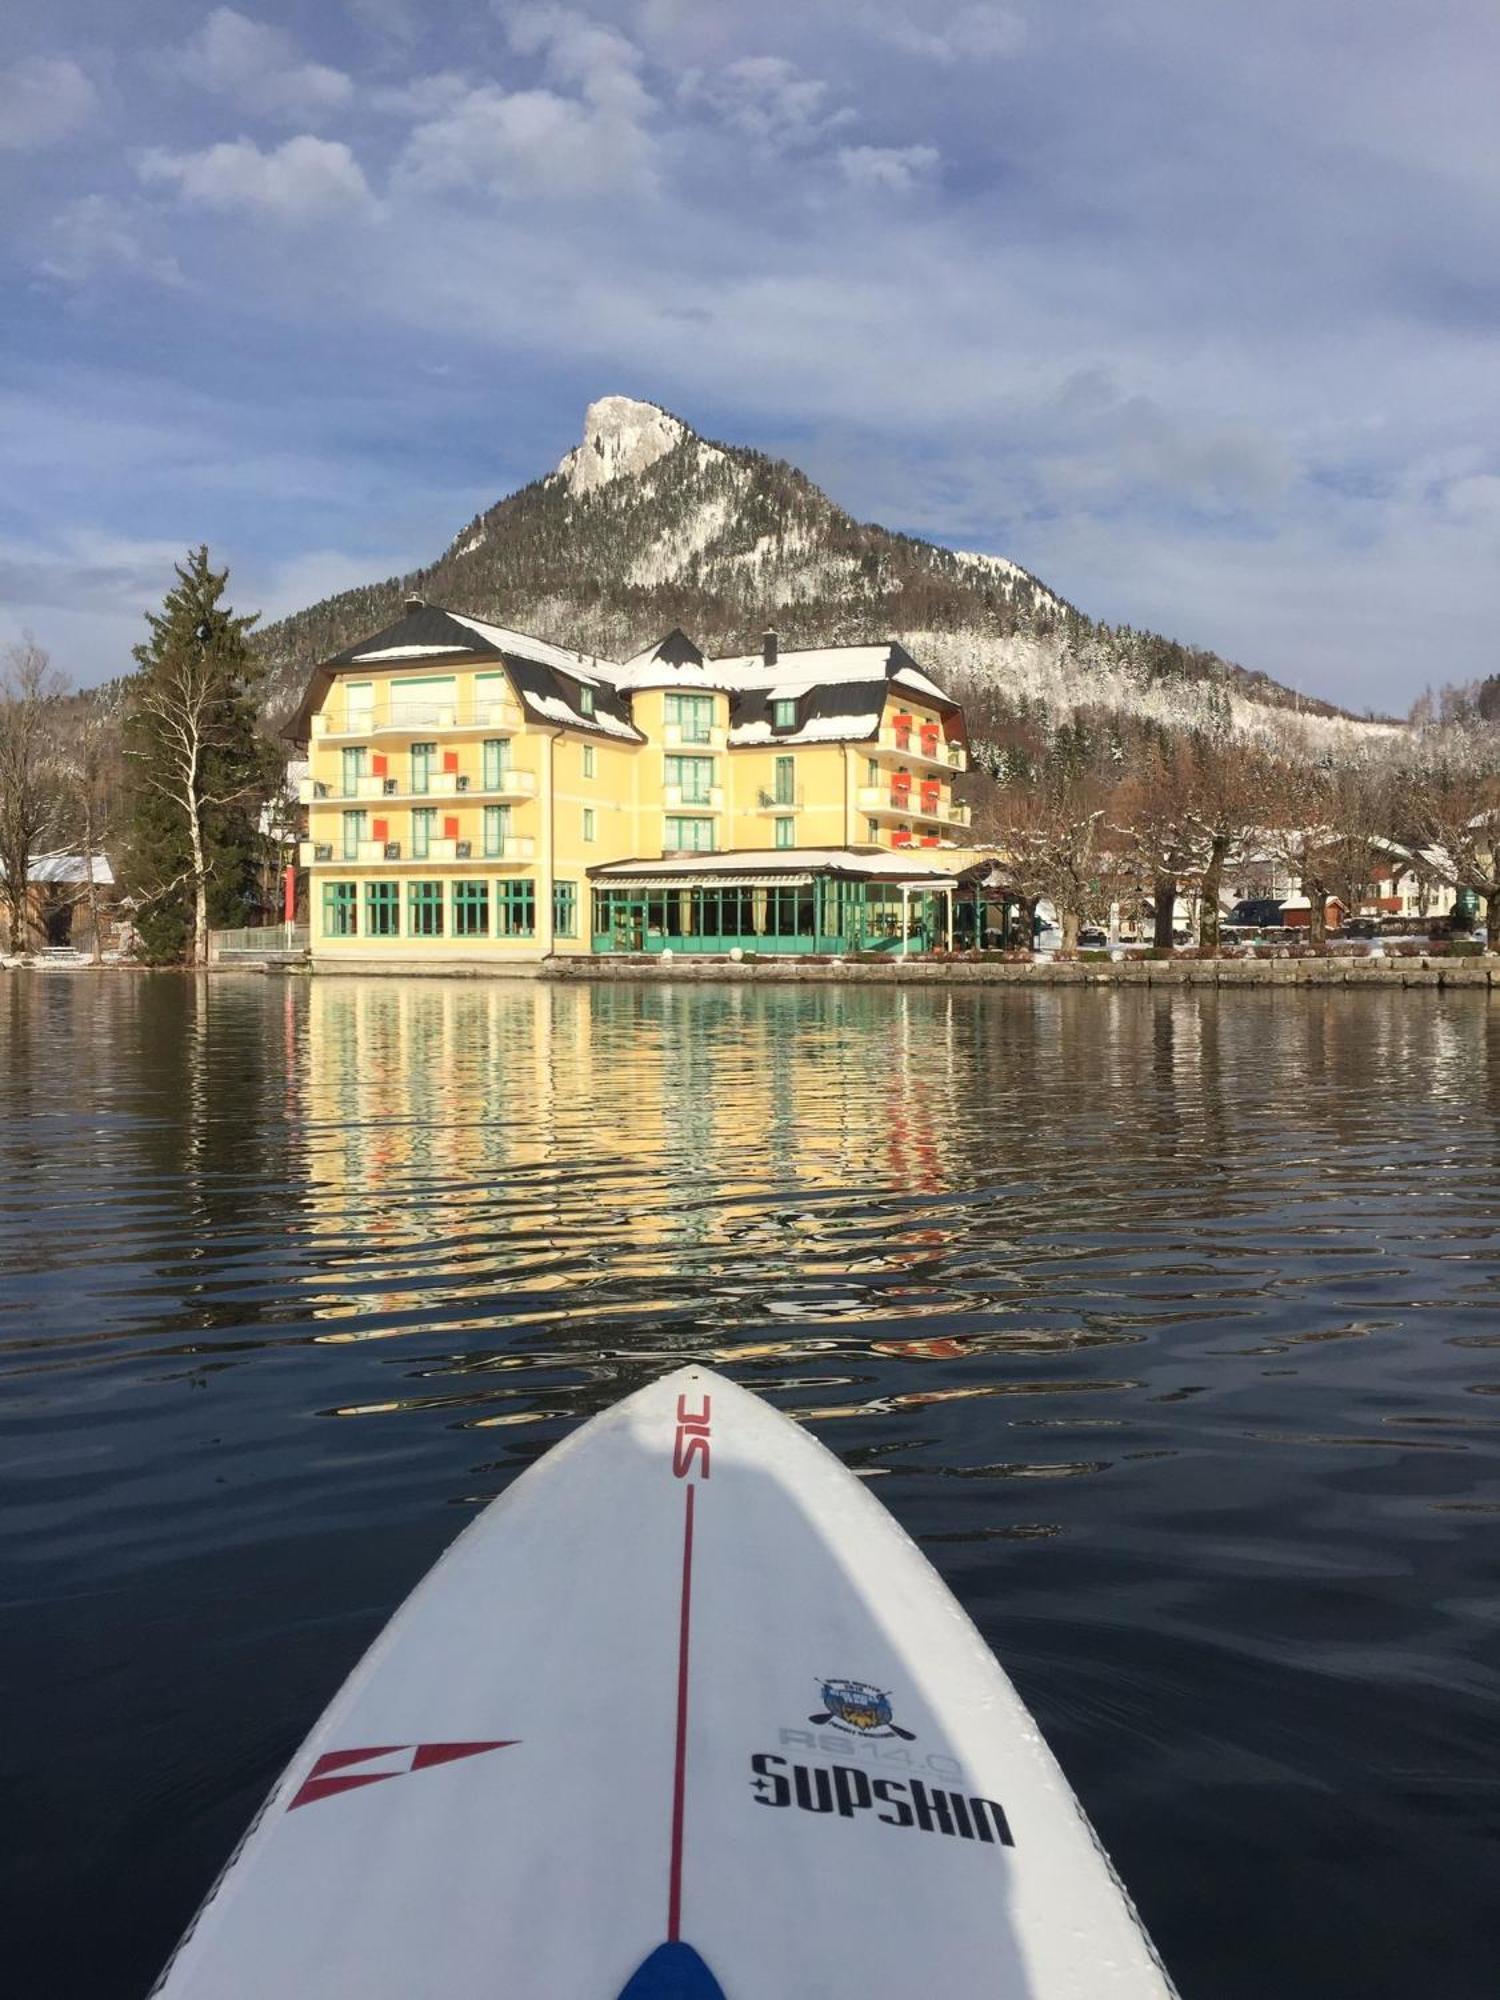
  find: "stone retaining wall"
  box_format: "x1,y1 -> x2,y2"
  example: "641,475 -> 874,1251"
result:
544,955 -> 1499,989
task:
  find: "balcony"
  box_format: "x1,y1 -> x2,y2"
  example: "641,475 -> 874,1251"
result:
755,788 -> 804,812
298,835 -> 536,866
857,786 -> 971,831
663,784 -> 725,812
662,723 -> 726,751
876,727 -> 967,773
304,769 -> 537,805
311,698 -> 525,739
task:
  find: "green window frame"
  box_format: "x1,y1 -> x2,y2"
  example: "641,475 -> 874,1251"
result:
664,816 -> 714,853
453,879 -> 489,938
579,684 -> 596,716
483,803 -> 510,858
409,879 -> 444,937
867,818 -> 881,842
553,881 -> 577,938
583,744 -> 595,779
322,881 -> 357,937
341,809 -> 366,860
583,807 -> 596,842
410,741 -> 435,795
482,737 -> 509,789
496,879 -> 536,936
773,754 -> 795,804
341,746 -> 366,797
665,692 -> 714,743
867,758 -> 879,785
411,807 -> 435,860
366,881 -> 400,937
772,698 -> 796,730
774,816 -> 795,850
664,754 -> 714,803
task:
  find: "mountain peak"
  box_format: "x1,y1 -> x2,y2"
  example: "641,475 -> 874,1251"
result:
556,395 -> 692,495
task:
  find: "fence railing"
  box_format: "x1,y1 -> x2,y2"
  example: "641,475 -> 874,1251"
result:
211,925 -> 310,957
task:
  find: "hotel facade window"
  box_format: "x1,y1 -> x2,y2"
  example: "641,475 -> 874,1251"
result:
453,880 -> 489,937
580,685 -> 595,716
773,755 -> 795,805
342,809 -> 365,860
496,880 -> 536,936
583,745 -> 595,778
553,881 -> 577,937
482,737 -> 509,788
772,699 -> 796,730
774,817 -> 794,849
665,754 -> 714,803
409,880 -> 444,936
484,804 -> 509,857
342,746 -> 366,796
412,807 -> 435,859
323,881 -> 357,936
665,692 -> 714,742
665,816 -> 715,852
410,741 -> 435,794
366,881 -> 400,936
583,807 -> 596,842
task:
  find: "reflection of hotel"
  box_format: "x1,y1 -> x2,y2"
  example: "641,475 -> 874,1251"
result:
289,601 -> 975,965
298,979 -> 963,1338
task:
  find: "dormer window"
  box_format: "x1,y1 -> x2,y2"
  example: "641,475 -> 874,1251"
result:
772,698 -> 796,731
579,685 -> 596,717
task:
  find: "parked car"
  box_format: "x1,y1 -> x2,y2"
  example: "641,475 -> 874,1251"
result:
1079,926 -> 1108,948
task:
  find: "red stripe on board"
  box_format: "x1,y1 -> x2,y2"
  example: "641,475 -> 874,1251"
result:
667,1480 -> 697,1942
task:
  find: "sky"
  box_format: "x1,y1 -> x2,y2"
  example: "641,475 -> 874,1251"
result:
2,1 -> 1497,711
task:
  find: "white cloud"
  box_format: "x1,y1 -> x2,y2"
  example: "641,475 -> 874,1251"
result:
138,135 -> 373,220
679,55 -> 852,146
876,4 -> 1027,63
39,196 -> 187,290
0,55 -> 98,150
837,143 -> 940,193
398,9 -> 659,199
507,5 -> 654,122
166,7 -> 353,124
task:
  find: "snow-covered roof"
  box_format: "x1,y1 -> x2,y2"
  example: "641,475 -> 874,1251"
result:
447,612 -> 618,687
5,852 -> 116,886
729,709 -> 882,747
589,847 -> 958,884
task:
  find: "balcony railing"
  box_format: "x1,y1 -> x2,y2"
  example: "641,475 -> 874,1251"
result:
755,788 -> 804,811
311,699 -> 524,739
857,786 -> 971,829
299,835 -> 536,866
662,723 -> 726,750
303,770 -> 537,805
663,784 -> 725,812
876,727 -> 966,772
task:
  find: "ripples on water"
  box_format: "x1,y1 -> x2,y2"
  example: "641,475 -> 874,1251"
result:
2,973 -> 1498,1995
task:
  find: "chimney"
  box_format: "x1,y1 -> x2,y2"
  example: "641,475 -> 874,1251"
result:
762,628 -> 778,667
404,592 -> 425,614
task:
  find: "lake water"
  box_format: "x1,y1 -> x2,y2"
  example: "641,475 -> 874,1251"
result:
2,973 -> 1498,1997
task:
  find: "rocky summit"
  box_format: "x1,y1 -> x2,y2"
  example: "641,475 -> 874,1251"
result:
255,396 -> 1382,749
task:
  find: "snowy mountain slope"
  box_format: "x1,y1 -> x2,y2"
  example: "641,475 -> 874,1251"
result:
254,396 -> 1396,754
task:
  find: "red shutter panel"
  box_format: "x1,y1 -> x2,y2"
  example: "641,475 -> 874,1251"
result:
371,753 -> 388,777
443,751 -> 459,773
372,818 -> 388,842
444,815 -> 460,840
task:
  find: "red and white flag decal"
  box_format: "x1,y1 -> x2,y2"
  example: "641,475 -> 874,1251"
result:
289,1740 -> 518,1811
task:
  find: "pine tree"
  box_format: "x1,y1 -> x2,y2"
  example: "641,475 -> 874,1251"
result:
122,548 -> 276,965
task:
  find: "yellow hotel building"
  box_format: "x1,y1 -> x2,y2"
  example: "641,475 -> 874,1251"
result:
289,597 -> 975,965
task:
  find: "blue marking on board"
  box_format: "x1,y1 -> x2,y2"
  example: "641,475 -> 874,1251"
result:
616,1941 -> 727,1998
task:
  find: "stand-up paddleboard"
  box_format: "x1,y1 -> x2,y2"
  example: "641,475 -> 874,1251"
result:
153,1367 -> 1175,1997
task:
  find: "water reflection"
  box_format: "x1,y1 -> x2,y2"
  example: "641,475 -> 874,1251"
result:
2,975 -> 1499,2000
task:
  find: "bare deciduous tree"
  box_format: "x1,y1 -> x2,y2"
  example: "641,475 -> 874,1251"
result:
0,639 -> 65,953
